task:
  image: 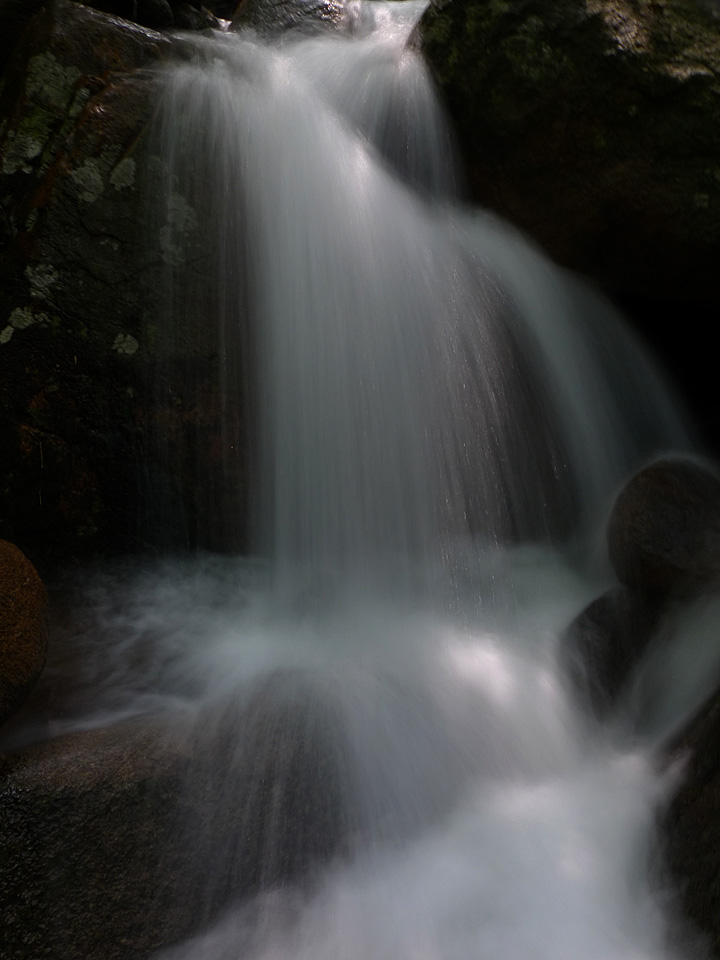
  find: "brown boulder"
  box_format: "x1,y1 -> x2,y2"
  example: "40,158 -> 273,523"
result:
0,540 -> 48,727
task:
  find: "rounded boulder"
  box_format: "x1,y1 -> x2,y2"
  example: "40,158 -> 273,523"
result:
608,458 -> 720,596
0,541 -> 49,728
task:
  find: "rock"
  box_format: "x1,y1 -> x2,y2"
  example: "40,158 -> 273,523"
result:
63,0 -> 222,31
608,458 -> 720,596
562,587 -> 662,717
418,0 -> 720,308
0,677 -> 349,958
204,0 -> 240,19
0,540 -> 48,727
0,1 -> 170,564
173,2 -> 222,30
184,669 -> 348,916
664,689 -> 720,958
0,0 -> 47,79
231,0 -> 350,35
71,0 -> 176,30
0,718 -> 198,960
0,0 -> 250,564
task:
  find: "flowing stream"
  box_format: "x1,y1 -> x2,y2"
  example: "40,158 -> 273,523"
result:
20,2 -> 720,958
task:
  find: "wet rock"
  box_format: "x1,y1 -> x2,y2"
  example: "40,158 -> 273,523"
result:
231,0 -> 350,35
205,0 -> 241,19
0,0 -> 249,564
0,718 -> 197,960
562,587 -> 662,717
64,0 -> 222,32
72,0 -> 175,30
185,669 -> 348,917
418,0 -> 720,308
665,690 -> 720,958
173,2 -> 222,30
0,540 -> 48,727
608,458 -> 720,596
0,1 -> 169,564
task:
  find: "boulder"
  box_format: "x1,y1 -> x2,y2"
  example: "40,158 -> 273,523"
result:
0,540 -> 48,727
0,0 -> 251,564
562,587 -> 662,717
562,457 -> 720,716
0,718 -> 197,960
608,458 -> 720,596
182,669 -> 349,917
0,1 -> 170,564
418,0 -> 720,308
0,679 -> 350,958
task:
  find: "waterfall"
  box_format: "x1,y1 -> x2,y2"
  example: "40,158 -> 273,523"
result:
151,0 -> 688,591
37,2 -> 712,958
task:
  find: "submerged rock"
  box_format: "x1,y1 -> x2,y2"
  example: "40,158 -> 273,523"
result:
184,669 -> 349,917
0,540 -> 48,728
418,0 -> 720,308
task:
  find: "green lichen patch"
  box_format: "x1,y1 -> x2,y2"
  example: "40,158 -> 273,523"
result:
70,158 -> 106,202
25,51 -> 83,111
112,333 -> 140,355
110,156 -> 137,190
25,263 -> 59,301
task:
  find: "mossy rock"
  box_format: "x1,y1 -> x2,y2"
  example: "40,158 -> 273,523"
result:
0,1 -> 251,566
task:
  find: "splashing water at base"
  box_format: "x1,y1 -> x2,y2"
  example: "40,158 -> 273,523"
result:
22,1 -> 716,958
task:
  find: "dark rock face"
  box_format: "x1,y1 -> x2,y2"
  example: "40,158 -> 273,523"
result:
419,0 -> 720,308
608,458 -> 720,596
562,587 -> 662,717
0,719 -> 196,960
0,680 -> 351,959
0,0 -> 251,566
65,0 -> 223,31
0,540 -> 49,727
665,691 -> 720,959
0,1 -> 170,565
232,0 -> 350,35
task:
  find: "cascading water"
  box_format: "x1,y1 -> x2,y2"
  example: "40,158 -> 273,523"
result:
19,2 -> 720,958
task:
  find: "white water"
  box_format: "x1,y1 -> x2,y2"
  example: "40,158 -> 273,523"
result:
19,1 -> 717,958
